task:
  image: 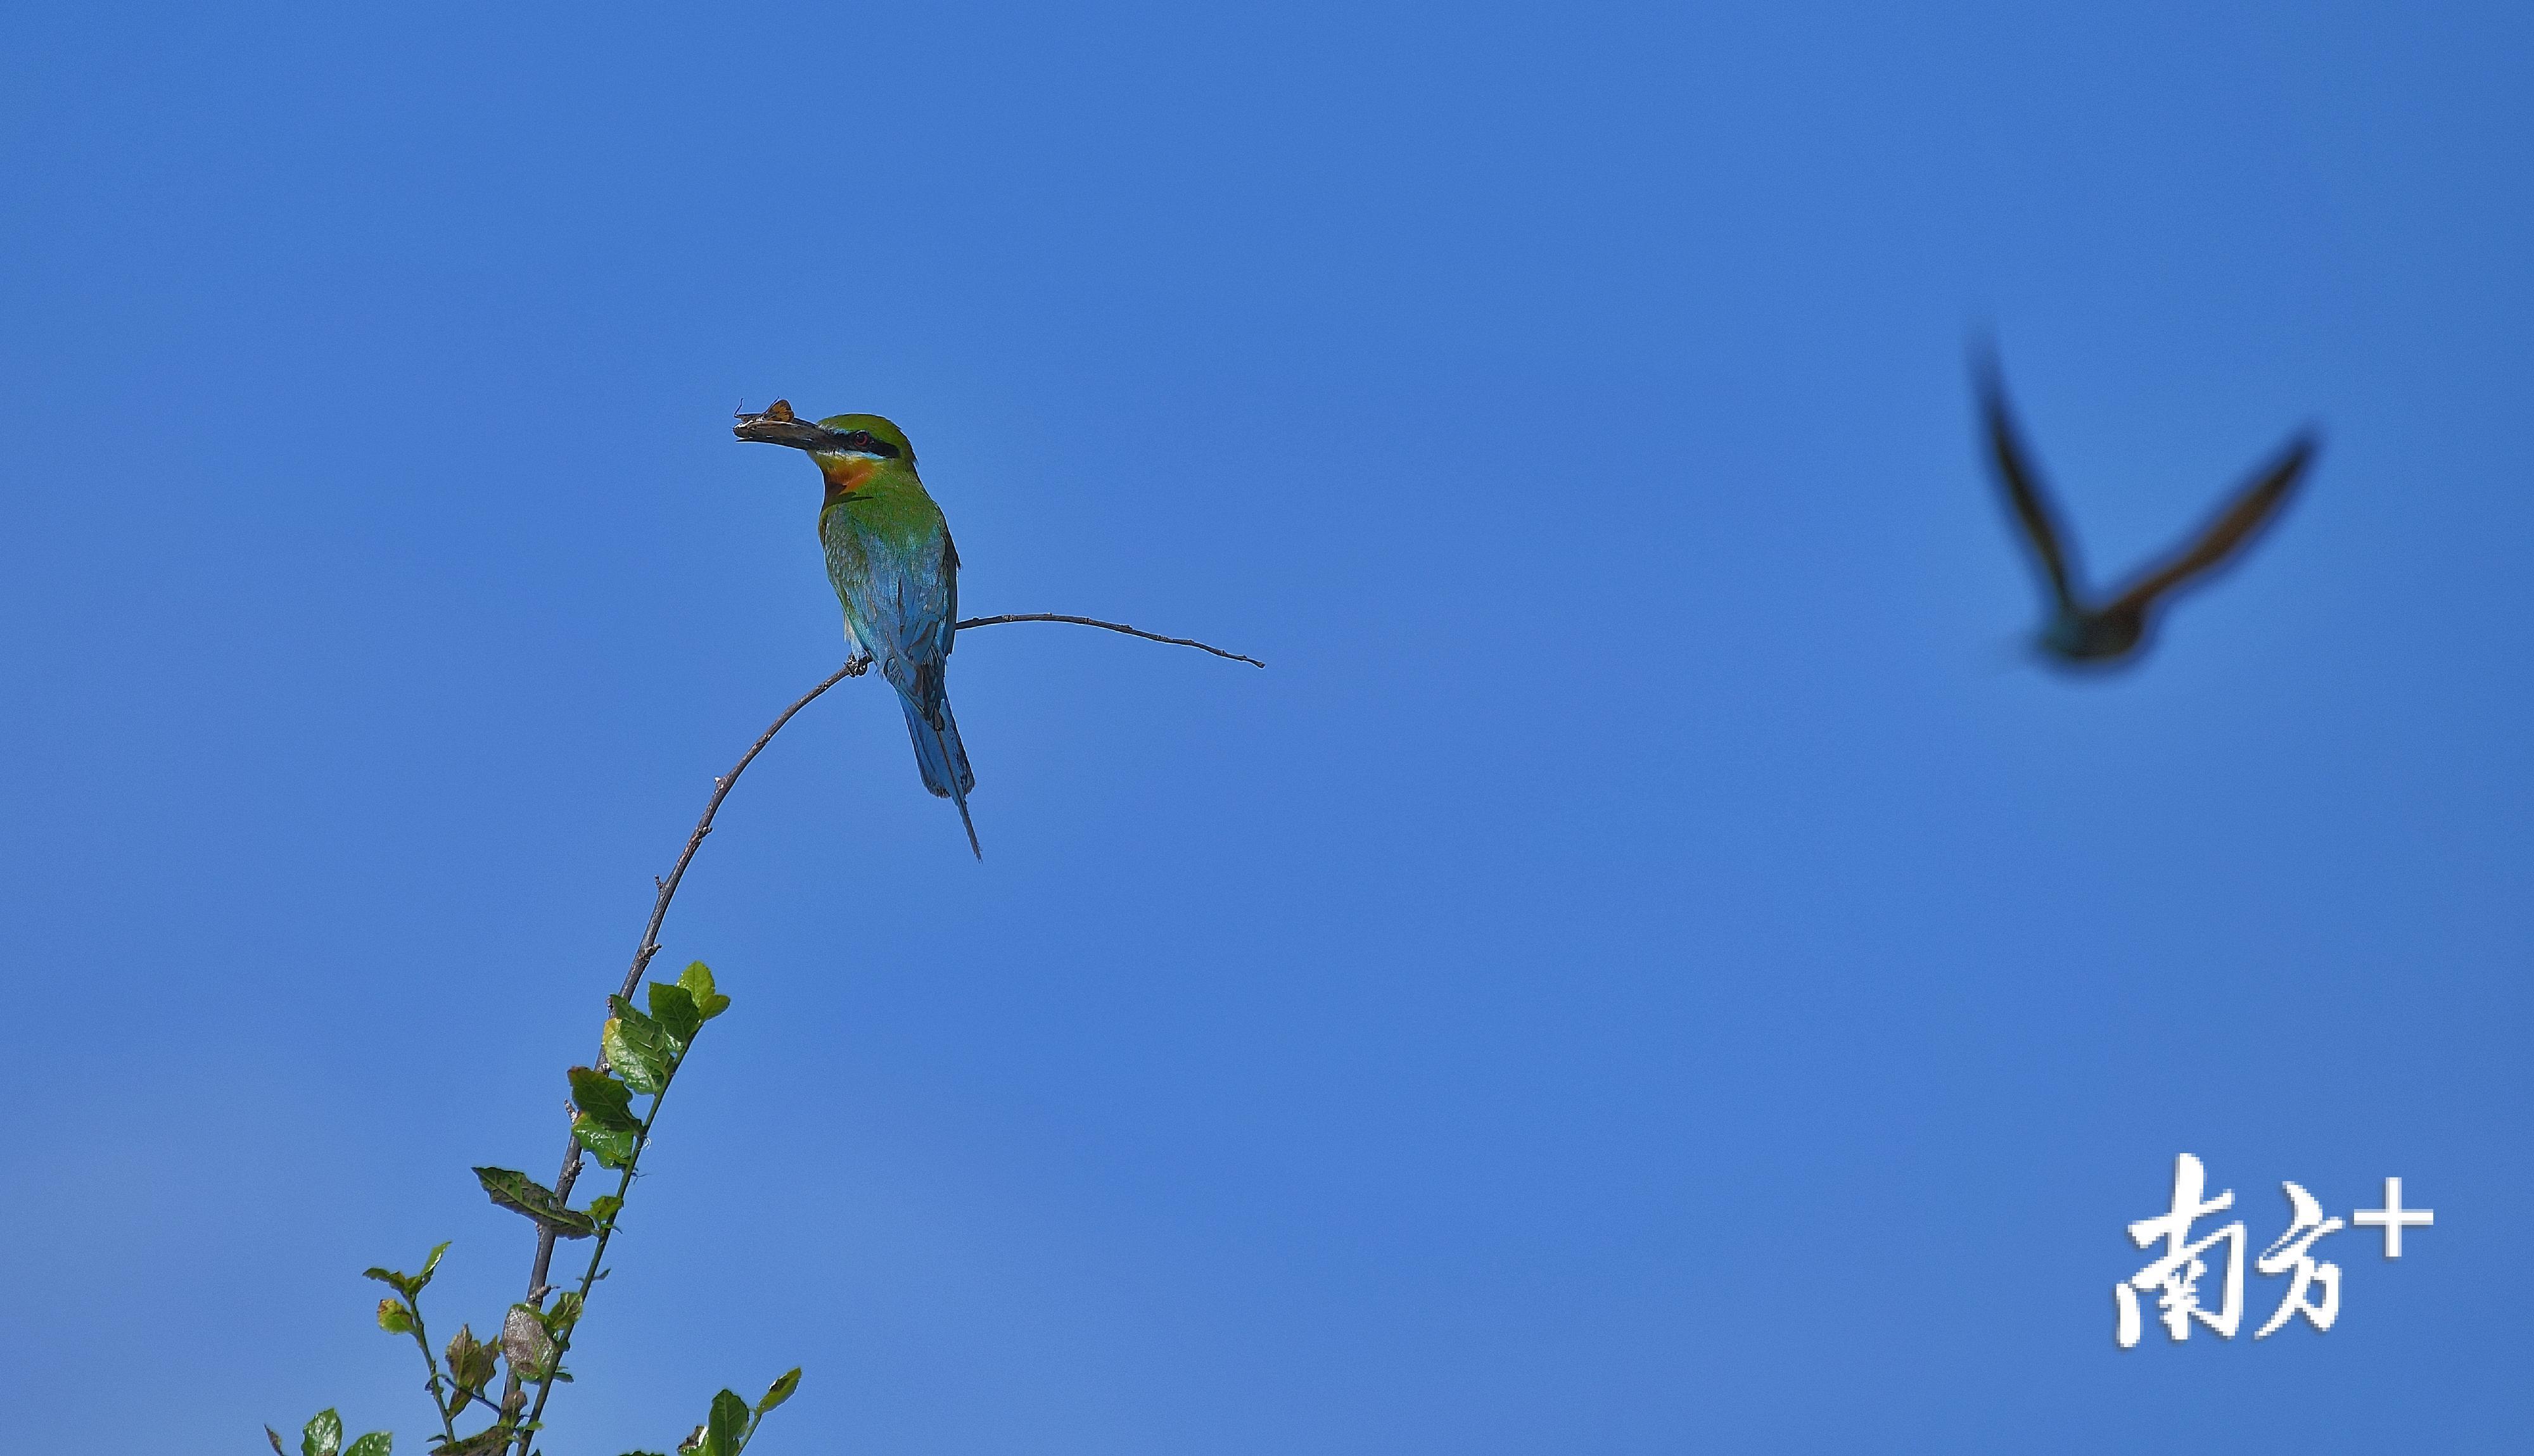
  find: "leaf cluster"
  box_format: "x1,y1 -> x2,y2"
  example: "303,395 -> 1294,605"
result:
357,1240 -> 541,1452
269,1410 -> 392,1456
619,1367 -> 801,1456
274,965 -> 789,1456
568,963 -> 725,1170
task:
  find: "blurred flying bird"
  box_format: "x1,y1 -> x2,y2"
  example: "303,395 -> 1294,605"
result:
1977,357 -> 2317,667
735,402 -> 979,856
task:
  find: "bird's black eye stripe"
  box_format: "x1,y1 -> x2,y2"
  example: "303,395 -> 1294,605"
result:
849,431 -> 901,458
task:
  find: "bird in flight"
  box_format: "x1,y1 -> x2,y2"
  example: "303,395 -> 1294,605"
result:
735,401 -> 979,856
1977,357 -> 2317,667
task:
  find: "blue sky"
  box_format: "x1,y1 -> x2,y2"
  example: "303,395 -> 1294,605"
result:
3,2 -> 2530,1450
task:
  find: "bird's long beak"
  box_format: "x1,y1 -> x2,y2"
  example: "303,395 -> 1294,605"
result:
733,400 -> 840,452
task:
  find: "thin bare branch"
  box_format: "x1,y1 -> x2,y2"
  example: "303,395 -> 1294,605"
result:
616,660 -> 863,1006
504,607 -> 1257,1448
957,613 -> 1264,668
511,659 -> 857,1425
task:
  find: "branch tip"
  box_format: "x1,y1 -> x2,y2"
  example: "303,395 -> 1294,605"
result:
955,613 -> 1263,668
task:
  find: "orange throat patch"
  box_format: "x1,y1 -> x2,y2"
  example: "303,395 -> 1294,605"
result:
818,455 -> 880,498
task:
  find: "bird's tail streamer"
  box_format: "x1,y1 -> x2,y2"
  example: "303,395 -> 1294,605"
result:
898,690 -> 979,858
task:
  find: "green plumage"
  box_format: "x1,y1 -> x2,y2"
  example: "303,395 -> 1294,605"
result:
735,405 -> 977,856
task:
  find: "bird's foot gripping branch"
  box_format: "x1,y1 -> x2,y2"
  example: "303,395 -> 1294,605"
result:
269,963 -> 799,1456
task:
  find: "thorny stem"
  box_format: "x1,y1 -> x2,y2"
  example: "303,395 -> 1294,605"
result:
497,658 -> 855,1437
504,611 -> 1257,1445
511,659 -> 856,1396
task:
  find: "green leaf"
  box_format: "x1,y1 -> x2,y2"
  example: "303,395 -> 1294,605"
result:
703,1390 -> 748,1456
376,1298 -> 414,1335
345,1435 -> 393,1456
756,1367 -> 801,1414
680,962 -> 732,1021
365,1239 -> 448,1300
585,1194 -> 623,1228
604,997 -> 677,1094
428,1429 -> 513,1456
569,1066 -> 642,1167
303,1409 -> 344,1456
473,1167 -> 597,1239
568,1067 -> 639,1130
647,982 -> 701,1046
574,1113 -> 639,1169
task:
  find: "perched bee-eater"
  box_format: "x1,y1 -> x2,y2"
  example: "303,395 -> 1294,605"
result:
1978,356 -> 2317,668
734,402 -> 978,856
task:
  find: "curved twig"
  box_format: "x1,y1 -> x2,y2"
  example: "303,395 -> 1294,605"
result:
615,662 -> 861,1005
957,613 -> 1264,668
508,610 -> 1257,1448
516,662 -> 856,1355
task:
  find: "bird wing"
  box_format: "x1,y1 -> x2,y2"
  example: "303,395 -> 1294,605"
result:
940,529 -> 960,657
903,529 -> 956,674
1978,360 -> 2082,612
2102,433 -> 2315,619
862,521 -> 958,709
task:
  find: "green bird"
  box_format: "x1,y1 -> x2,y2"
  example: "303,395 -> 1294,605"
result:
735,401 -> 979,857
